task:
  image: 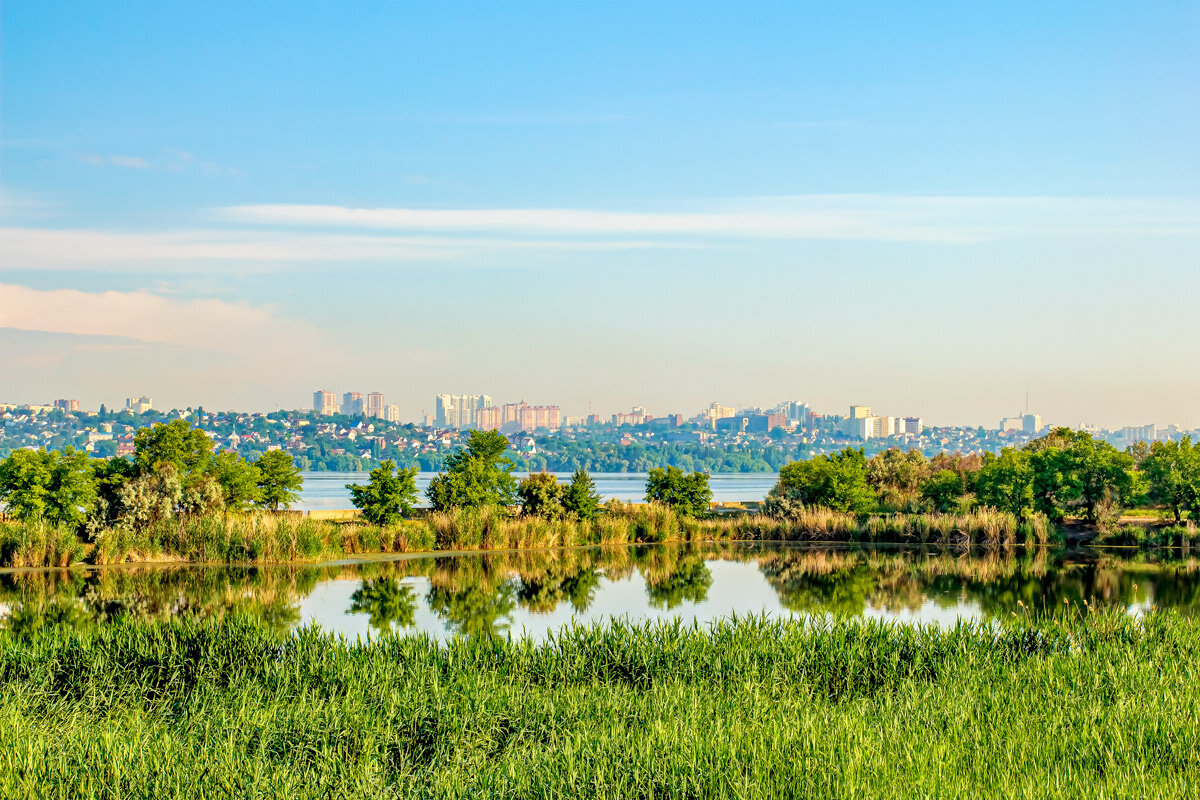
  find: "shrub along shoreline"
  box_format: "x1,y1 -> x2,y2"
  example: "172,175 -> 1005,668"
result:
1,610 -> 1197,798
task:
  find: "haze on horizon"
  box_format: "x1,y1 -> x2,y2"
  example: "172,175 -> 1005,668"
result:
1,2 -> 1197,429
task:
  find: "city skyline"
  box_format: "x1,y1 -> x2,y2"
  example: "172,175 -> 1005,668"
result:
9,388 -> 1195,439
2,3 -> 1198,428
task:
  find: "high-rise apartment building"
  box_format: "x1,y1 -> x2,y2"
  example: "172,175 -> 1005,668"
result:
435,394 -> 494,428
901,417 -> 924,435
385,405 -> 401,423
342,392 -> 364,417
365,392 -> 385,419
518,404 -> 561,432
475,406 -> 502,431
849,405 -> 872,419
855,415 -> 898,440
125,396 -> 153,414
54,399 -> 80,412
313,390 -> 338,415
1117,424 -> 1157,444
1022,414 -> 1042,434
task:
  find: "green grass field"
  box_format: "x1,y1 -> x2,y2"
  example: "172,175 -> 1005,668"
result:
1,610 -> 1197,798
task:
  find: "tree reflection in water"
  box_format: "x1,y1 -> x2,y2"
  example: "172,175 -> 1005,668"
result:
4,544 -> 1200,638
427,580 -> 517,639
349,578 -> 417,634
645,558 -> 713,610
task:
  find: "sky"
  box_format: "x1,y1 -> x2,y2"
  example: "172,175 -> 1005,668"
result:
1,1 -> 1197,428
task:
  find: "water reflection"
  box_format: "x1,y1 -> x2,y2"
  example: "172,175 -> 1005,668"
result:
3,543 -> 1200,640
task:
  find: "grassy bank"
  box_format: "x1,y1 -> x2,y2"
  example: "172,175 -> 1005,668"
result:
5,503 -> 1196,569
0,611 -> 1197,798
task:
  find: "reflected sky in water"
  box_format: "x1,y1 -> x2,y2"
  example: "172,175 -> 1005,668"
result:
4,542 -> 1200,641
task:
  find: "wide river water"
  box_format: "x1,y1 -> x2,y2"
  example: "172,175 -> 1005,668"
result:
3,543 -> 1196,641
297,471 -> 779,511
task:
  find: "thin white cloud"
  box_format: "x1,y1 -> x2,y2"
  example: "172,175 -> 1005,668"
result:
220,195 -> 1200,242
108,155 -> 151,169
0,227 -> 677,271
0,282 -> 318,355
73,153 -> 151,169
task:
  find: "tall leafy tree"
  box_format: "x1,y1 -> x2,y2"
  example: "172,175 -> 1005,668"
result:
517,472 -> 564,519
562,468 -> 602,521
255,450 -> 303,511
1141,438 -> 1200,523
919,469 -> 965,513
0,448 -> 96,528
645,466 -> 712,517
349,460 -> 418,525
133,419 -> 214,477
773,448 -> 874,513
1064,436 -> 1139,523
426,430 -> 518,510
207,451 -> 261,511
975,448 -> 1035,520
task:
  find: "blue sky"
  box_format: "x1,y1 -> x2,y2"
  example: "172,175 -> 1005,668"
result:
2,2 -> 1197,427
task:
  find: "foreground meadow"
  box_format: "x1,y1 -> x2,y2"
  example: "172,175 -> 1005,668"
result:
1,611 -> 1197,798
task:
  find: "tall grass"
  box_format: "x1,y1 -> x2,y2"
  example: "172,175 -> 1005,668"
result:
0,501 -> 1169,570
0,521 -> 87,567
0,611 -> 1197,798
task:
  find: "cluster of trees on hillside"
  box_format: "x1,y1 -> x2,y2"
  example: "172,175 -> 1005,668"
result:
0,421 -> 303,534
763,429 -> 1200,526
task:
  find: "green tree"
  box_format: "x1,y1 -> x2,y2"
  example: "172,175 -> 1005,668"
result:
90,456 -> 137,528
1141,438 -> 1200,524
133,420 -> 214,477
0,448 -> 96,528
975,448 -> 1035,520
1026,446 -> 1075,522
254,450 -> 303,511
0,449 -> 53,522
517,472 -> 564,519
1064,436 -> 1138,524
774,448 -> 874,513
115,464 -> 183,531
562,468 -> 602,521
645,467 -> 712,517
348,460 -> 418,525
207,451 -> 261,511
919,469 -> 965,513
426,430 -> 517,510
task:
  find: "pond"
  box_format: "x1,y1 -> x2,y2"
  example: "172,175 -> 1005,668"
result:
4,543 -> 1198,641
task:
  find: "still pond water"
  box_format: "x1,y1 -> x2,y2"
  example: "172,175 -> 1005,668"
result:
297,472 -> 779,511
3,543 -> 1198,641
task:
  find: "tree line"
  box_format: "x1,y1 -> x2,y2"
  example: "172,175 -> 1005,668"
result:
349,430 -> 715,523
0,420 -> 303,533
763,428 -> 1200,526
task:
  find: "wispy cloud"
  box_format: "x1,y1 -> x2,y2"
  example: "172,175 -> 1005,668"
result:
73,152 -> 150,169
0,227 -> 675,272
0,282 -> 318,355
71,149 -> 238,175
220,196 -> 1200,242
4,195 -> 1197,274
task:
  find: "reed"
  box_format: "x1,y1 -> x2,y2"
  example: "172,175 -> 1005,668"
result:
0,503 -> 1175,570
0,610 -> 1196,798
0,521 -> 87,568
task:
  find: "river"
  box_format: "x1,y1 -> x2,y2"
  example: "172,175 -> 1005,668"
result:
297,471 -> 779,511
